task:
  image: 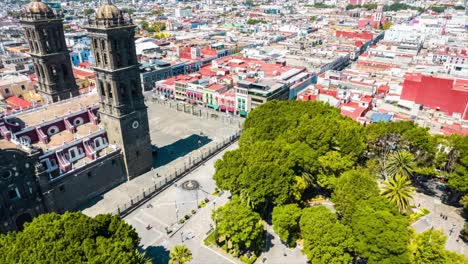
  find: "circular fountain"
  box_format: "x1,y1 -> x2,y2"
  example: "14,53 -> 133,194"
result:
181,180 -> 200,190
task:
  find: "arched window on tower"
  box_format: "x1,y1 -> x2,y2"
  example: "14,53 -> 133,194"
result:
93,39 -> 98,49
103,53 -> 108,65
107,82 -> 113,99
39,64 -> 45,79
101,39 -> 106,50
32,42 -> 38,53
96,52 -> 101,64
98,80 -> 105,96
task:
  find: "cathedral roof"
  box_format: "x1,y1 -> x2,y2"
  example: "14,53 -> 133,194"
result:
24,0 -> 53,14
96,2 -> 121,20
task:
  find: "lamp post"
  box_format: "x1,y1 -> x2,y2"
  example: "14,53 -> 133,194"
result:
175,201 -> 179,222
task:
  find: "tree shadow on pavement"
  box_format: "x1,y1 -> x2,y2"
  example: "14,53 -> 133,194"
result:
262,232 -> 275,253
143,245 -> 170,264
153,133 -> 212,168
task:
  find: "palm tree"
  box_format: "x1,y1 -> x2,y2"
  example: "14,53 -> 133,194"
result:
169,244 -> 192,264
136,250 -> 152,264
381,174 -> 415,213
301,171 -> 315,188
385,150 -> 415,179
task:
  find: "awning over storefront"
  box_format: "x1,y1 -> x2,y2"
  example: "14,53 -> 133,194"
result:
240,110 -> 248,116
227,107 -> 235,112
196,93 -> 203,99
207,103 -> 219,110
220,105 -> 226,111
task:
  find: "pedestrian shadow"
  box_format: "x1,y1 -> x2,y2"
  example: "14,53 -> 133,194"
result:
153,133 -> 212,168
143,245 -> 170,264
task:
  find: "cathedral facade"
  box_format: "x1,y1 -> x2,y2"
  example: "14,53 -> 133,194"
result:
0,1 -> 154,232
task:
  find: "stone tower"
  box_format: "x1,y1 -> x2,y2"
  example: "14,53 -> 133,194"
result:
20,0 -> 79,104
84,2 -> 153,179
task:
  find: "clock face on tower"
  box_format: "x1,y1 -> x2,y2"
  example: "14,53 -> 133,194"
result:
132,120 -> 140,129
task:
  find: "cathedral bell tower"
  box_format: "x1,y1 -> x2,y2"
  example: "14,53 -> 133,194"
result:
20,0 -> 79,104
84,2 -> 153,179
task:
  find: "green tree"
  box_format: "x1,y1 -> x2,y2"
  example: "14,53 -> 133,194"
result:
151,9 -> 165,15
461,222 -> 468,242
446,135 -> 468,192
350,197 -> 411,264
386,150 -> 415,179
169,245 -> 192,264
0,212 -> 149,263
212,196 -> 264,253
121,8 -> 136,15
300,206 -> 354,264
332,169 -> 380,223
365,121 -> 435,167
215,101 -> 364,213
381,174 -> 415,213
383,21 -> 393,30
460,194 -> 468,215
84,8 -> 95,16
409,229 -> 468,264
317,151 -> 354,190
247,19 -> 267,25
272,204 -> 302,246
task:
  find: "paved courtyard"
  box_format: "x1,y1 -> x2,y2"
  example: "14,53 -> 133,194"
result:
82,101 -> 241,216
412,192 -> 467,256
124,144 -> 237,264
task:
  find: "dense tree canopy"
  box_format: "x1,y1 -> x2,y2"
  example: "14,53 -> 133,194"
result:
214,101 -> 365,212
0,212 -> 148,264
212,100 -> 467,262
300,206 -> 354,264
332,169 -> 380,223
446,135 -> 468,192
350,197 -> 411,264
272,204 -> 302,246
212,196 -> 264,253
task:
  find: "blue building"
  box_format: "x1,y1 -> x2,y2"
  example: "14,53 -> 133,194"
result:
70,44 -> 91,66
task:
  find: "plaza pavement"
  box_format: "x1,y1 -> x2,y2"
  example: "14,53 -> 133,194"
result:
124,143 -> 238,264
412,192 -> 467,256
82,100 -> 241,217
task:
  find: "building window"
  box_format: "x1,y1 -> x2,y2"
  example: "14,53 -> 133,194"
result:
112,159 -> 116,166
4,88 -> 10,95
21,85 -> 26,90
136,151 -> 140,157
87,172 -> 92,178
59,185 -> 65,192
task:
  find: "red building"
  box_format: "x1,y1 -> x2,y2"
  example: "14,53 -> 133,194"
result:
401,73 -> 468,120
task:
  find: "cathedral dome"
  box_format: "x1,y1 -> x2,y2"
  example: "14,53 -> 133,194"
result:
96,3 -> 121,19
25,0 -> 53,14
